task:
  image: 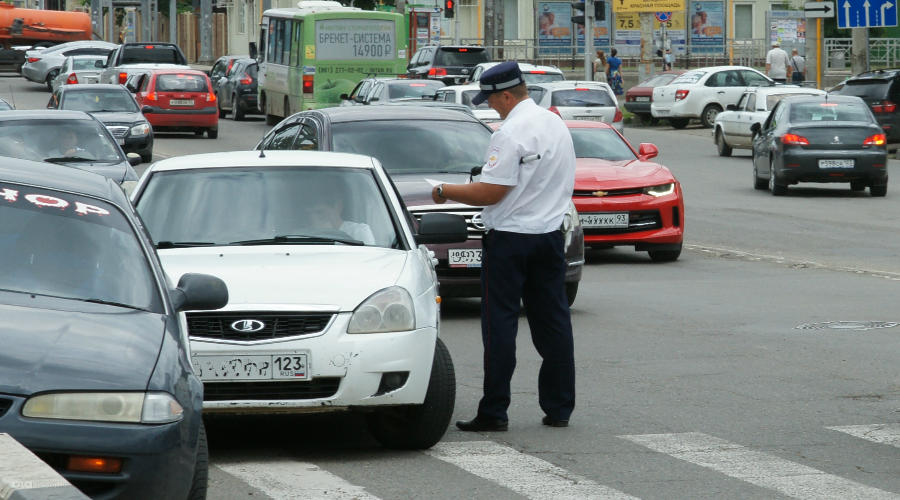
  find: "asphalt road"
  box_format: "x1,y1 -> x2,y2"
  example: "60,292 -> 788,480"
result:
3,74 -> 900,500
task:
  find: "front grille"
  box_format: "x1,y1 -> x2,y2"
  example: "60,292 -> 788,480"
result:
412,208 -> 484,239
203,378 -> 341,401
583,210 -> 661,235
186,312 -> 334,341
0,397 -> 12,418
105,125 -> 129,138
574,187 -> 644,197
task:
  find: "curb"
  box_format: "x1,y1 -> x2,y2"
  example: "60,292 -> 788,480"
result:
0,434 -> 88,500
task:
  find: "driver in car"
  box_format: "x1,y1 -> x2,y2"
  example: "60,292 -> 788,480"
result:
307,182 -> 376,245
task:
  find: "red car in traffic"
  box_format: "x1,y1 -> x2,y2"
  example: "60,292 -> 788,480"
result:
623,70 -> 685,124
131,68 -> 219,138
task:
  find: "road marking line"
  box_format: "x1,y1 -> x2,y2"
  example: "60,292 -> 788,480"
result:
827,424 -> 900,448
216,460 -> 381,500
619,432 -> 900,499
426,441 -> 638,499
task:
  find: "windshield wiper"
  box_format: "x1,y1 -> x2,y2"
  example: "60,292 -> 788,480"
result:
155,241 -> 217,249
43,156 -> 97,163
231,234 -> 364,246
82,297 -> 148,311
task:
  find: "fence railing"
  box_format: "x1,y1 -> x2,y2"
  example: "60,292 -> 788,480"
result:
824,38 -> 900,71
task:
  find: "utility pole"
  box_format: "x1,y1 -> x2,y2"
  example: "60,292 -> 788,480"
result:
199,0 -> 212,62
851,27 -> 866,74
496,0 -> 504,58
170,0 -> 176,44
638,12 -> 653,83
91,0 -> 102,40
484,0 -> 494,51
584,1 -> 594,80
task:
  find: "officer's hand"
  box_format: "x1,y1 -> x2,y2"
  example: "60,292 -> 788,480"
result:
431,186 -> 447,204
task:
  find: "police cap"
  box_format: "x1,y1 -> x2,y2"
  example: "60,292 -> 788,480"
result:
471,61 -> 525,106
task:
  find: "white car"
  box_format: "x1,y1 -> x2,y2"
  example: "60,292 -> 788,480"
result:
434,84 -> 501,122
131,150 -> 468,450
466,62 -> 565,85
713,86 -> 827,156
651,66 -> 775,129
528,81 -> 624,132
21,40 -> 118,90
50,54 -> 108,92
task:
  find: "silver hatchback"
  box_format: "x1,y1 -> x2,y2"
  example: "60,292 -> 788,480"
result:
21,41 -> 117,91
528,81 -> 624,132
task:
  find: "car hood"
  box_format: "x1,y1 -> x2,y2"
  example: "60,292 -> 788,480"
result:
392,172 -> 476,208
158,246 -> 408,311
574,159 -> 674,190
91,111 -> 145,124
0,297 -> 165,395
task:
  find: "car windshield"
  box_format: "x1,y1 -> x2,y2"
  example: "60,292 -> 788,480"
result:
331,119 -> 492,174
156,73 -> 208,92
73,57 -> 104,70
551,89 -> 615,107
834,79 -> 892,99
638,73 -> 679,87
462,90 -> 491,109
387,81 -> 444,99
569,128 -> 637,160
765,93 -> 821,110
62,89 -> 139,112
434,48 -> 489,66
670,71 -> 706,84
136,167 -> 400,248
789,101 -> 872,122
0,119 -> 122,163
523,72 -> 565,84
0,183 -> 160,310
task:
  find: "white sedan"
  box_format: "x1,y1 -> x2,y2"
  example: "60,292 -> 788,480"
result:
434,83 -> 501,122
713,86 -> 826,156
131,150 -> 468,450
50,54 -> 107,92
528,81 -> 623,132
651,66 -> 775,128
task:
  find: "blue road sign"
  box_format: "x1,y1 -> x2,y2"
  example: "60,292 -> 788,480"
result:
837,0 -> 897,28
655,11 -> 672,22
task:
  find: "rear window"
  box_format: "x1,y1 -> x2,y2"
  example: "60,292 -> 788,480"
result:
462,90 -> 491,109
155,74 -> 209,92
121,45 -> 185,65
387,81 -> 444,99
246,63 -> 258,78
789,101 -> 872,122
638,73 -> 678,87
670,71 -> 706,84
73,57 -> 104,71
523,72 -> 565,84
434,48 -> 489,66
765,93 -> 821,110
833,79 -> 892,99
551,89 -> 615,107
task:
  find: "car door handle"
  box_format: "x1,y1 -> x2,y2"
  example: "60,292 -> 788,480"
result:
717,91 -> 726,94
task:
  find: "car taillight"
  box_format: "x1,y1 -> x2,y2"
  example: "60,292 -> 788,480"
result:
871,101 -> 897,113
613,108 -> 623,122
240,73 -> 252,85
146,92 -> 157,101
781,133 -> 810,145
548,106 -> 561,116
863,133 -> 886,145
428,67 -> 448,77
674,89 -> 689,101
302,74 -> 313,94
118,72 -> 128,84
206,92 -> 216,102
66,73 -> 78,84
27,57 -> 40,63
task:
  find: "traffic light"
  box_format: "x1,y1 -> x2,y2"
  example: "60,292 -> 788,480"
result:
594,0 -> 606,21
444,0 -> 455,18
571,1 -> 585,25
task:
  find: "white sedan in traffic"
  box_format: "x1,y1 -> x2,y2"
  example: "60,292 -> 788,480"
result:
131,150 -> 468,450
434,83 -> 501,122
528,81 -> 623,132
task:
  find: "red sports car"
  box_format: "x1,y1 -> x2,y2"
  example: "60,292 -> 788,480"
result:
566,120 -> 684,261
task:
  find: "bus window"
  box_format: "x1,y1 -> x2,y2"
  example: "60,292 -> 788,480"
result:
282,20 -> 292,66
290,23 -> 301,66
267,21 -> 276,63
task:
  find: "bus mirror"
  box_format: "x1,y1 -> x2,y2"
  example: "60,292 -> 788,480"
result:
249,42 -> 258,60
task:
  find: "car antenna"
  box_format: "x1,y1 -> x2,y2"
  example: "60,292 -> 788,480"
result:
258,143 -> 266,158
8,84 -> 15,109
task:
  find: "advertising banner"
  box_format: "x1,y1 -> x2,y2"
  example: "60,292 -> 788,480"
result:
689,0 -> 724,54
538,1 -> 612,55
613,11 -> 686,56
613,0 -> 686,12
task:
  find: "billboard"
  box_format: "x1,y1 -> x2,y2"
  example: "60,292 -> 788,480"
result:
689,0 -> 724,54
538,1 -> 612,55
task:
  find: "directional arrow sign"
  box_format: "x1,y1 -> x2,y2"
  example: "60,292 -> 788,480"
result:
805,1 -> 835,17
837,0 -> 897,27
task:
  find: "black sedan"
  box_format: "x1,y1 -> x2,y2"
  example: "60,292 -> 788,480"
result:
255,106 -> 585,305
751,95 -> 889,196
49,84 -> 155,163
0,158 -> 228,498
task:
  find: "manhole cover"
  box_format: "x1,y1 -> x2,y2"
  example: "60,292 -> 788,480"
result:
795,321 -> 899,331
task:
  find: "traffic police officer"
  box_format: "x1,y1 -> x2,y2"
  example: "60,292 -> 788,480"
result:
431,61 -> 577,430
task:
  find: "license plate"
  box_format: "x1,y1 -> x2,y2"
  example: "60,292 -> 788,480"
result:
579,212 -> 629,228
635,96 -> 650,102
818,159 -> 854,169
170,99 -> 194,106
575,115 -> 603,121
191,353 -> 309,381
448,248 -> 482,268
654,108 -> 670,116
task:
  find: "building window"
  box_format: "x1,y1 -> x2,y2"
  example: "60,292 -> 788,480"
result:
734,4 -> 752,40
237,1 -> 246,34
503,0 -> 518,39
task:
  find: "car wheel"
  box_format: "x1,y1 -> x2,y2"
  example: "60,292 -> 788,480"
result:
769,161 -> 787,196
850,181 -> 866,191
565,282 -> 578,307
700,104 -> 722,128
670,118 -> 689,129
186,422 -> 209,500
232,95 -> 244,121
648,243 -> 682,262
716,129 -> 732,157
207,128 -> 218,139
753,164 -> 767,190
217,95 -> 226,118
45,69 -> 58,91
140,152 -> 153,163
366,337 -> 455,450
870,184 -> 888,197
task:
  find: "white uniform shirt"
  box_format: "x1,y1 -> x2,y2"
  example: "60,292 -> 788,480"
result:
766,48 -> 790,79
480,98 -> 576,234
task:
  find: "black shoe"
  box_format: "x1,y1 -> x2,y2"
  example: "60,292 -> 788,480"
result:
456,415 -> 509,432
542,416 -> 569,428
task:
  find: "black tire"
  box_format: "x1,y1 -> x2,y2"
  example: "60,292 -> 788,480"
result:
207,128 -> 218,139
850,181 -> 866,191
565,282 -> 578,307
648,243 -> 682,262
870,184 -> 887,197
45,69 -> 58,92
769,161 -> 787,196
140,152 -> 152,163
700,104 -> 722,128
670,118 -> 689,129
367,338 -> 455,449
217,95 -> 226,118
194,129 -> 204,136
716,129 -> 732,157
232,95 -> 245,121
187,422 -> 209,500
753,164 -> 767,190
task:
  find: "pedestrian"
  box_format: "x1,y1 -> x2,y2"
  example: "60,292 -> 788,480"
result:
790,48 -> 806,84
607,48 -> 624,95
663,48 -> 675,71
765,41 -> 790,83
430,61 -> 577,432
593,50 -> 608,83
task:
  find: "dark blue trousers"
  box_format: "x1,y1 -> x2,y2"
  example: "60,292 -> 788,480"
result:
477,229 -> 575,422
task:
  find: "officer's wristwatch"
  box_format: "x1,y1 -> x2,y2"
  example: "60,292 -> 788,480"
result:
436,184 -> 445,198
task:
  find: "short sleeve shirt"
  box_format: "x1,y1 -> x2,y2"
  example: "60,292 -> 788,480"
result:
480,98 -> 576,234
766,48 -> 790,79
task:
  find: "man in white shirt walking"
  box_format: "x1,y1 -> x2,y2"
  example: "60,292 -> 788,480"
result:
766,41 -> 790,83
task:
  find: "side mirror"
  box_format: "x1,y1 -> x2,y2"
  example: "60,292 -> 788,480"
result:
218,76 -> 227,85
249,42 -> 258,60
415,212 -> 468,244
170,273 -> 229,311
141,105 -> 153,113
726,104 -> 738,111
750,122 -> 761,134
339,93 -> 349,100
637,143 -> 658,160
126,152 -> 141,166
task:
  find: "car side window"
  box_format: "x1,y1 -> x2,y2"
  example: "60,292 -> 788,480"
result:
741,70 -> 771,87
348,81 -> 364,99
356,80 -> 373,101
267,123 -> 301,150
368,83 -> 384,102
210,61 -> 225,80
292,121 -> 319,150
408,50 -> 421,67
745,93 -> 756,111
736,93 -> 748,109
471,66 -> 482,81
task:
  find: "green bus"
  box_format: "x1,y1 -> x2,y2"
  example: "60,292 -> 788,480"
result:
257,1 -> 407,124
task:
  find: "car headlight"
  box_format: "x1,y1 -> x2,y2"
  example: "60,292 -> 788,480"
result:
22,392 -> 183,424
130,122 -> 151,136
643,183 -> 675,197
348,286 -> 415,334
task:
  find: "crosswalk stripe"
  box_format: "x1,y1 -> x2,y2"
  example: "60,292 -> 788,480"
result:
216,460 -> 381,500
619,432 -> 900,499
827,424 -> 900,448
425,441 -> 638,499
